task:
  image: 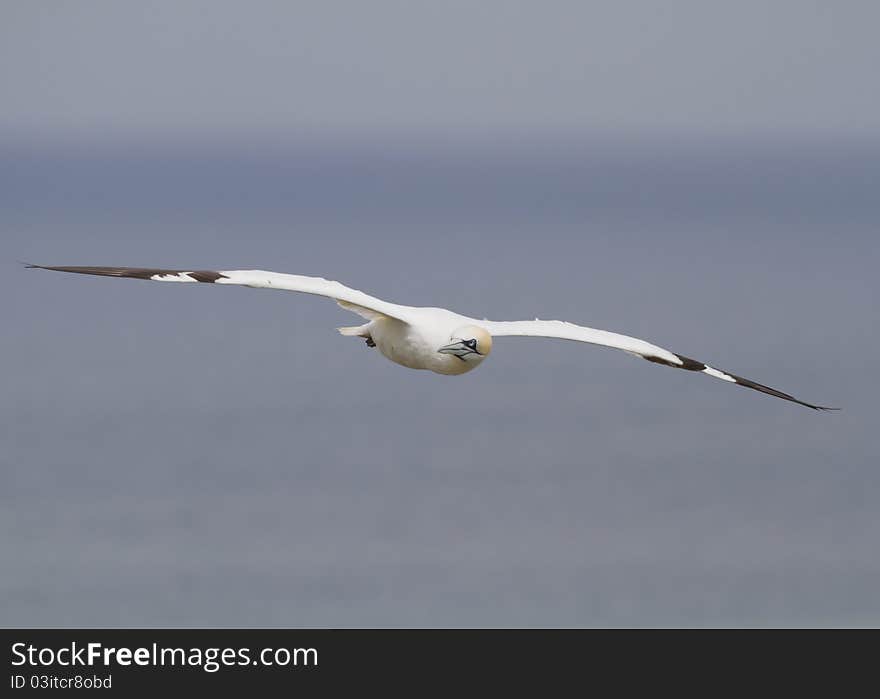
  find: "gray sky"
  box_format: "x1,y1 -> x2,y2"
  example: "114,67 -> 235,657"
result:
1,2 -> 878,628
3,1 -> 880,139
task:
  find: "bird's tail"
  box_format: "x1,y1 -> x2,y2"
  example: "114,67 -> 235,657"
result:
337,323 -> 371,337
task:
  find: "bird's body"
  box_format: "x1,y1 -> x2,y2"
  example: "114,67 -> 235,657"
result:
27,264 -> 836,410
355,310 -> 479,375
371,315 -> 449,374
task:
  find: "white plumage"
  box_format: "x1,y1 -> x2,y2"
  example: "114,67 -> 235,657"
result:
27,264 -> 835,410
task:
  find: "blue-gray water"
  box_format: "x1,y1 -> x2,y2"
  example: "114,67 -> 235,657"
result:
2,137 -> 878,626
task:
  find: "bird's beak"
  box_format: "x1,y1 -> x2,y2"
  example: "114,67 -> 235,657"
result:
438,341 -> 481,358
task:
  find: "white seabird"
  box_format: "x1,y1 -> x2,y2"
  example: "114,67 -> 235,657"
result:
27,265 -> 835,410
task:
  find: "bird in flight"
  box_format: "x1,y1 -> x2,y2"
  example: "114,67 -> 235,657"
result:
28,264 -> 835,410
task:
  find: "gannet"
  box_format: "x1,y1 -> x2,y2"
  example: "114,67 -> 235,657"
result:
27,265 -> 835,410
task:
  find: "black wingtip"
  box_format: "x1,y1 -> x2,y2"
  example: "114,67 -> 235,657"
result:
654,352 -> 838,412
727,375 -> 838,412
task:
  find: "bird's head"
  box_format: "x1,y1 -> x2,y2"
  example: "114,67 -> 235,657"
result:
438,325 -> 493,367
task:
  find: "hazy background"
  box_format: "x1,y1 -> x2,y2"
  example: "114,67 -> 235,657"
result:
2,1 -> 878,627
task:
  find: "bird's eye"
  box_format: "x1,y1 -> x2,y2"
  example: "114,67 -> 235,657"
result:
466,339 -> 477,350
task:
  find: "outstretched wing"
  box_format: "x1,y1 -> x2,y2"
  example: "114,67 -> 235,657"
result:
27,265 -> 417,323
480,319 -> 835,410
